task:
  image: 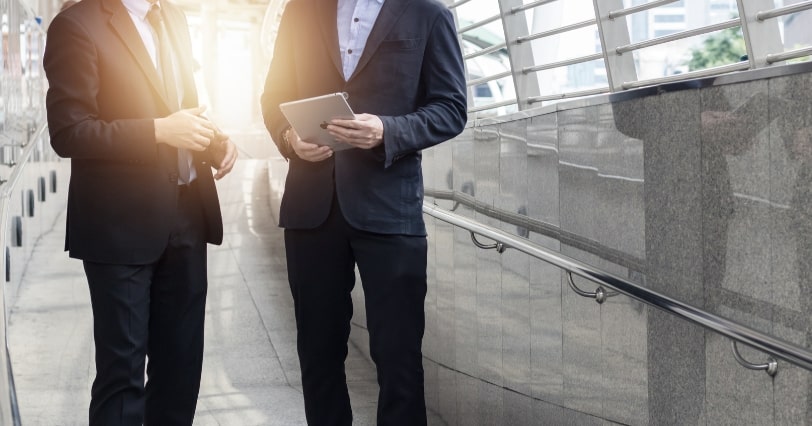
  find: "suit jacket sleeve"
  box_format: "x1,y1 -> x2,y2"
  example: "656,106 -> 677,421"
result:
44,14 -> 157,162
260,6 -> 298,160
378,8 -> 467,168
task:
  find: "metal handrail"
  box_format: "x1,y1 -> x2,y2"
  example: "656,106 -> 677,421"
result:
425,188 -> 645,271
616,18 -> 740,54
621,61 -> 750,90
422,202 -> 812,373
515,19 -> 595,44
448,0 -> 473,9
522,53 -> 603,74
756,0 -> 812,22
526,86 -> 609,104
464,42 -> 507,60
457,14 -> 502,34
766,46 -> 812,65
466,70 -> 513,87
510,0 -> 558,15
468,98 -> 517,113
607,0 -> 680,20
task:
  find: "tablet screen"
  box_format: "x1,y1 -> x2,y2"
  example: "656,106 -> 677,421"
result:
279,93 -> 356,151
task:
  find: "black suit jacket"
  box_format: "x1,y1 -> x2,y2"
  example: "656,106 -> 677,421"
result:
44,0 -> 223,264
261,0 -> 467,236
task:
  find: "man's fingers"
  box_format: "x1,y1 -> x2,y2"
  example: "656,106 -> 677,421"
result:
211,141 -> 237,180
306,146 -> 332,159
186,134 -> 211,151
214,158 -> 234,179
330,118 -> 358,129
186,105 -> 207,116
290,138 -> 334,162
194,117 -> 218,132
214,164 -> 230,179
214,129 -> 229,142
301,146 -> 332,162
310,150 -> 332,162
293,139 -> 321,155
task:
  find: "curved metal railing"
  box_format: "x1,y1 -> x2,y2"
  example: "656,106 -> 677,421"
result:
422,202 -> 812,376
0,121 -> 46,426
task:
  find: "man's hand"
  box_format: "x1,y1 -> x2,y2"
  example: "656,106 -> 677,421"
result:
288,128 -> 333,162
210,134 -> 237,180
154,106 -> 217,151
328,113 -> 384,149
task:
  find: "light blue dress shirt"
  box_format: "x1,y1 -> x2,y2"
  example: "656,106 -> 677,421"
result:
337,0 -> 385,81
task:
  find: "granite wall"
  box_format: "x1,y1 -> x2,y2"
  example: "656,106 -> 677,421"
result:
346,63 -> 812,425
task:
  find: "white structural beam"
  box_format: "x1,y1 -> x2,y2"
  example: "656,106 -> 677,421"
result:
498,0 -> 541,110
737,0 -> 784,68
593,0 -> 637,92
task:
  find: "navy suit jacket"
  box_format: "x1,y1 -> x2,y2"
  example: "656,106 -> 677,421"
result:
44,0 -> 223,264
261,0 -> 467,236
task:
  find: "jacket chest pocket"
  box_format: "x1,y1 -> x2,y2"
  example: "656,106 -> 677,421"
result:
378,38 -> 423,51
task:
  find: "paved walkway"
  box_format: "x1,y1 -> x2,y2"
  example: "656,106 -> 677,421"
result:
7,159 -> 382,425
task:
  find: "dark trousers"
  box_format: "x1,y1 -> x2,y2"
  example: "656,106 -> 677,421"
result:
83,183 -> 208,426
284,200 -> 428,426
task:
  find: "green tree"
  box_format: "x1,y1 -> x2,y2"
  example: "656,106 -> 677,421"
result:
686,27 -> 746,71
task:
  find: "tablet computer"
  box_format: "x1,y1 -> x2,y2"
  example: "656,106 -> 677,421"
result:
279,92 -> 356,151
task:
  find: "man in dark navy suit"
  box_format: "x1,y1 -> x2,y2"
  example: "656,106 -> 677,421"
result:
43,0 -> 236,424
261,0 -> 466,424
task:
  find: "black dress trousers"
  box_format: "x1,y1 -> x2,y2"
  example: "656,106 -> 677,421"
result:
83,182 -> 208,426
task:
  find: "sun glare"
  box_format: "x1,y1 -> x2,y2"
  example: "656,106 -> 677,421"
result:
187,16 -> 261,130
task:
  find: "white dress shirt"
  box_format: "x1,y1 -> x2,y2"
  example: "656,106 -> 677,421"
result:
121,0 -> 157,68
121,0 -> 195,183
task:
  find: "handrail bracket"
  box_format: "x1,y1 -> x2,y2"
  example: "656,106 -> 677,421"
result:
731,341 -> 778,377
566,271 -> 612,304
470,232 -> 507,253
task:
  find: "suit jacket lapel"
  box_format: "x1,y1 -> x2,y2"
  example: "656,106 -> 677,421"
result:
348,0 -> 413,82
103,0 -> 171,111
161,2 -> 197,108
317,0 -> 343,79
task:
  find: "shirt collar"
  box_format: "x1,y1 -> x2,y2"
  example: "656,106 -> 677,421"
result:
121,0 -> 155,21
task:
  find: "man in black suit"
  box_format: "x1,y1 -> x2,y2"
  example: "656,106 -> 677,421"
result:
261,0 -> 466,424
43,0 -> 236,424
